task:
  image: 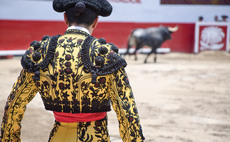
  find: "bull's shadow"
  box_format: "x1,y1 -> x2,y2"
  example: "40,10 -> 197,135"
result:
124,26 -> 178,63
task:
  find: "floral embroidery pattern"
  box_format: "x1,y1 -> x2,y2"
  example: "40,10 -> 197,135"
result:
0,70 -> 38,141
110,68 -> 145,141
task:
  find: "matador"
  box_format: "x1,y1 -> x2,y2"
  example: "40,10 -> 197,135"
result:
0,0 -> 145,141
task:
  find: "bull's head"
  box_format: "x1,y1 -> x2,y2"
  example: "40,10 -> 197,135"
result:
162,26 -> 178,40
161,26 -> 178,41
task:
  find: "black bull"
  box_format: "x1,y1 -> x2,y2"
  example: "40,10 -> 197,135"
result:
125,26 -> 178,63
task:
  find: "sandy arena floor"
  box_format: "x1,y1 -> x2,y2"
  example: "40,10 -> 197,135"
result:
0,51 -> 230,142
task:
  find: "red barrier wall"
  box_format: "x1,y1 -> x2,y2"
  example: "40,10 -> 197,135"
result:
0,20 -> 195,53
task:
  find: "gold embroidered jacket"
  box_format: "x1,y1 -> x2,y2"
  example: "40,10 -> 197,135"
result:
0,29 -> 144,142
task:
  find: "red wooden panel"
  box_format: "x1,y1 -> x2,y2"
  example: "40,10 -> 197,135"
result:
0,20 -> 195,53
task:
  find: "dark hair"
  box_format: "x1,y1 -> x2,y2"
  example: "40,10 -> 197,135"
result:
198,16 -> 203,21
65,3 -> 98,26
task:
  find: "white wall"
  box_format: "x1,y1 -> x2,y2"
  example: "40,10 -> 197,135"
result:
0,0 -> 230,23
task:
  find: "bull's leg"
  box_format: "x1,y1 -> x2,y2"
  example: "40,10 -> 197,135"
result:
125,35 -> 136,56
144,48 -> 156,63
154,52 -> 157,63
134,48 -> 138,61
134,44 -> 142,61
144,52 -> 151,63
153,46 -> 160,63
125,41 -> 131,56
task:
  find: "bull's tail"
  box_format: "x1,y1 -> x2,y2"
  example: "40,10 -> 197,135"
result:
125,30 -> 136,55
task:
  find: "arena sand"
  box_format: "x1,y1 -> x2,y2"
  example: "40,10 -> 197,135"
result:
0,51 -> 230,142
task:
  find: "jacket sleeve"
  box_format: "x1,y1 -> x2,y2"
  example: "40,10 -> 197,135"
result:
0,69 -> 38,142
110,68 -> 145,142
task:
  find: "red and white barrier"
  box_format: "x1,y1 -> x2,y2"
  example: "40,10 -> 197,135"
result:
0,0 -> 229,56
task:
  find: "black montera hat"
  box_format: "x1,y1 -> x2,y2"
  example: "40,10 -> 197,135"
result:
53,0 -> 113,17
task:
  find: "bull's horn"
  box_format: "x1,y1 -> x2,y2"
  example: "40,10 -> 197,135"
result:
168,26 -> 178,32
